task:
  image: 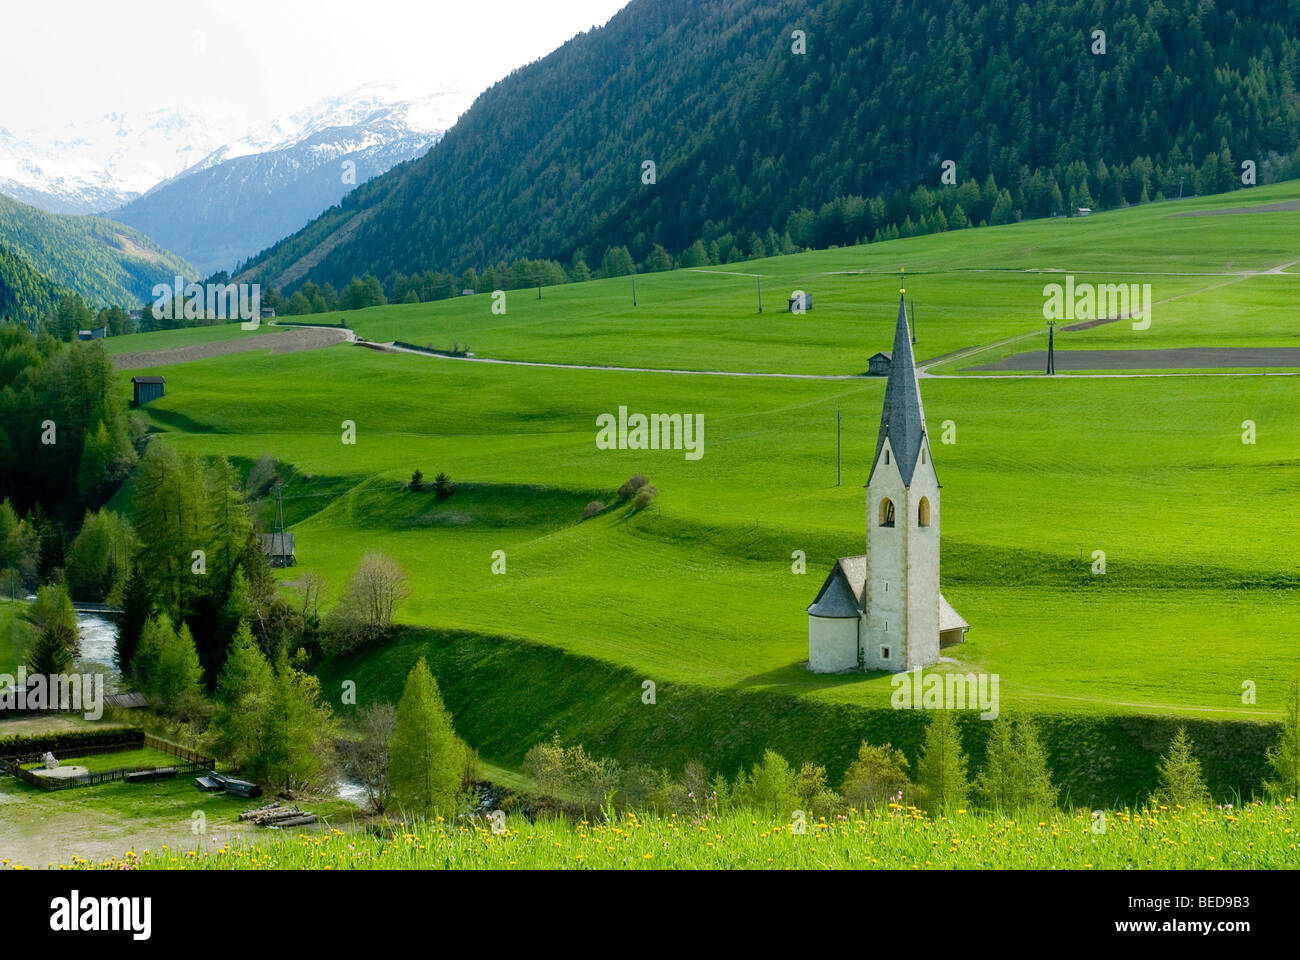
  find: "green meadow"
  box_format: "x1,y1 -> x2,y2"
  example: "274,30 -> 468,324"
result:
110,183 -> 1300,797
285,180 -> 1300,376
68,803 -> 1300,871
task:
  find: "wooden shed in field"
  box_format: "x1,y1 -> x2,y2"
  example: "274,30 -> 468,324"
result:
131,375 -> 166,406
867,352 -> 892,376
261,532 -> 296,567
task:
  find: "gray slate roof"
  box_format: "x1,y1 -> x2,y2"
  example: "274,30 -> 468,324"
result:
808,554 -> 969,632
261,532 -> 295,556
869,296 -> 928,486
807,557 -> 866,618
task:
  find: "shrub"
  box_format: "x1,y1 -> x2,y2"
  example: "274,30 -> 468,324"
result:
409,469 -> 424,491
523,734 -> 621,809
617,474 -> 649,499
322,551 -> 411,655
433,472 -> 455,500
731,750 -> 800,817
841,741 -> 911,812
631,484 -> 658,511
244,455 -> 278,496
0,727 -> 144,758
1264,677 -> 1300,800
582,500 -> 605,520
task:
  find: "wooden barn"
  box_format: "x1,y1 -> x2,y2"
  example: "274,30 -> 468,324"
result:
867,352 -> 892,376
131,375 -> 166,406
261,532 -> 296,567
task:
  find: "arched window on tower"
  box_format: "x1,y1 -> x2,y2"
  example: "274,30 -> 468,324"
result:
918,496 -> 931,527
879,498 -> 895,527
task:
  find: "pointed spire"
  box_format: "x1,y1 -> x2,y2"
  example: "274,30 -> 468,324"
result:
869,293 -> 928,486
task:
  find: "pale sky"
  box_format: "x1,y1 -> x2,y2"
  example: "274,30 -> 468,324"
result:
3,0 -> 629,134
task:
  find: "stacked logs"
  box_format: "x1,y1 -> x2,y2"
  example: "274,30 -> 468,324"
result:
238,802 -> 318,828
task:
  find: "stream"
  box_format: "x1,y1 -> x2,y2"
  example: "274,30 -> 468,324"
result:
73,610 -> 122,694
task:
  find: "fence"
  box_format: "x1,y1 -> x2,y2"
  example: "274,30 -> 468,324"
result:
0,734 -> 215,792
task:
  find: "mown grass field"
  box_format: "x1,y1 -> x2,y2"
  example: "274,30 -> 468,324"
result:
60,802 -> 1298,870
118,348 -> 1300,717
286,181 -> 1300,377
105,183 -> 1300,800
17,746 -> 177,773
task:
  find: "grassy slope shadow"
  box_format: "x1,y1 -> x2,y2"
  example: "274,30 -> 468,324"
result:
318,626 -> 1277,809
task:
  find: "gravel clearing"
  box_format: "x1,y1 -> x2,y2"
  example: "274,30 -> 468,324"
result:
969,347 -> 1300,371
113,326 -> 351,370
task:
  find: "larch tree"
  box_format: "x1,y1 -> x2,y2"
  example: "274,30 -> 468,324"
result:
916,710 -> 970,815
207,622 -> 274,771
388,656 -> 467,818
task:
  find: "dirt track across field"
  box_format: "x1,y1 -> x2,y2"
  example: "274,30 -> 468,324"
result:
968,347 -> 1300,371
113,326 -> 352,370
1173,198 -> 1300,216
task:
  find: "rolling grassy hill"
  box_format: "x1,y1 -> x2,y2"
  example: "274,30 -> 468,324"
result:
271,182 -> 1300,376
113,185 -> 1300,802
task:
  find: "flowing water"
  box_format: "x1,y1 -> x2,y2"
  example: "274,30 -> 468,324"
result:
73,610 -> 122,693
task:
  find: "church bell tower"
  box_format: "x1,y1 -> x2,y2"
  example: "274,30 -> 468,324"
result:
861,291 -> 941,670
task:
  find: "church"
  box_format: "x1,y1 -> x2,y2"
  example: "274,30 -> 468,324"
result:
807,293 -> 969,673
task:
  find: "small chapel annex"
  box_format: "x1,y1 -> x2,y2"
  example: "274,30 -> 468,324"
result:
807,293 -> 968,673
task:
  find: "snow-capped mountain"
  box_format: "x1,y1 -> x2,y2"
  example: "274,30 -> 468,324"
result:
0,107 -> 245,214
176,81 -> 465,178
0,82 -> 471,274
107,82 -> 470,275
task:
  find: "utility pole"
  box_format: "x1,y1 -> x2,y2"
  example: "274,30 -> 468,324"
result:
632,277 -> 637,307
909,298 -> 916,345
1046,320 -> 1056,375
273,481 -> 287,566
537,283 -> 542,300
756,276 -> 763,313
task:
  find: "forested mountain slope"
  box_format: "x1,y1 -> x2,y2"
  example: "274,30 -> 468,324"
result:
0,240 -> 69,324
0,192 -> 194,308
238,0 -> 1300,291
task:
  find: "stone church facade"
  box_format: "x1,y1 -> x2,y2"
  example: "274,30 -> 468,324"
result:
807,295 -> 968,673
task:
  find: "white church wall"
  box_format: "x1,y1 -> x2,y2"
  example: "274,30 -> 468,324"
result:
864,438 -> 907,671
903,439 -> 941,669
808,615 -> 859,672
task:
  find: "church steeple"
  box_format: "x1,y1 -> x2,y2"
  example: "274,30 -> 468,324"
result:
869,293 -> 928,486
